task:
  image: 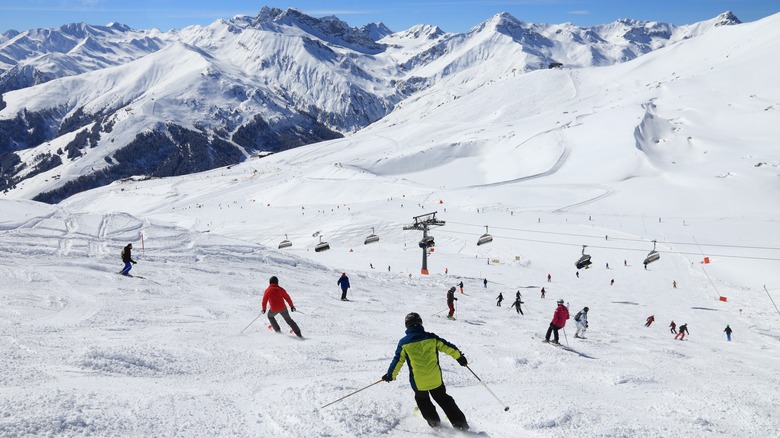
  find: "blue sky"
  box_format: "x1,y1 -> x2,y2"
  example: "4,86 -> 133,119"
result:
1,1 -> 778,34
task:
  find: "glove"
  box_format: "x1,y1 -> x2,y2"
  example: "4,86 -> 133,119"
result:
586,323 -> 589,328
454,298 -> 458,301
456,355 -> 468,366
132,261 -> 137,264
381,374 -> 393,382
261,309 -> 266,314
291,306 -> 296,312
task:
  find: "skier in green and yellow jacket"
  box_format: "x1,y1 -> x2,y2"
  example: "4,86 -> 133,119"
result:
382,312 -> 469,431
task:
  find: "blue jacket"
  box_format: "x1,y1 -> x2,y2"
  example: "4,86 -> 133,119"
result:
337,275 -> 350,290
386,325 -> 463,391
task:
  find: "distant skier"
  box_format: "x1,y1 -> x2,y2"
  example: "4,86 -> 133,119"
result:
610,279 -> 614,286
447,287 -> 458,320
388,265 -> 391,272
496,293 -> 503,307
724,325 -> 732,341
459,281 -> 464,294
544,299 -> 570,344
120,243 -> 137,276
645,315 -> 655,327
337,272 -> 351,301
624,260 -> 627,267
547,274 -> 552,283
675,323 -> 689,340
574,307 -> 589,339
669,321 -> 677,334
516,290 -> 521,300
511,296 -> 524,315
606,262 -> 609,269
576,271 -> 579,278
483,278 -> 488,288
673,280 -> 677,288
261,276 -> 302,338
382,312 -> 470,431
540,287 -> 546,299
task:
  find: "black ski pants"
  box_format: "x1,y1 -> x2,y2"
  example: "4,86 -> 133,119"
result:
414,384 -> 467,428
340,287 -> 348,300
545,323 -> 561,342
267,309 -> 301,337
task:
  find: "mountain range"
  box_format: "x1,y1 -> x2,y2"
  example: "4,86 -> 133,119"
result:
0,7 -> 741,203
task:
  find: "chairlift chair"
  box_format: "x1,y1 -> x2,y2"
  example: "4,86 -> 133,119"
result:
419,235 -> 435,249
364,228 -> 380,245
576,245 -> 592,269
278,234 -> 292,249
477,225 -> 493,246
643,240 -> 660,265
315,236 -> 330,252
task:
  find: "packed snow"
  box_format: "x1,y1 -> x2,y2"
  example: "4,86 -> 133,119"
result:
2,10 -> 780,438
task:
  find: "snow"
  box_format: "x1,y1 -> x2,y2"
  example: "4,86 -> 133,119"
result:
2,10 -> 780,438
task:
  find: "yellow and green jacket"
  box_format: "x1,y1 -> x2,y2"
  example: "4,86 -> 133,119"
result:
386,325 -> 463,391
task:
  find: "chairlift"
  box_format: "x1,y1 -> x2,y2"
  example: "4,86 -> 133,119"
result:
278,234 -> 292,249
477,225 -> 493,246
419,235 -> 435,249
315,236 -> 330,252
575,245 -> 592,269
364,228 -> 380,245
643,240 -> 660,265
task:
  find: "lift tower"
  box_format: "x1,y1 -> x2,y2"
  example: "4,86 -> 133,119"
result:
404,212 -> 445,275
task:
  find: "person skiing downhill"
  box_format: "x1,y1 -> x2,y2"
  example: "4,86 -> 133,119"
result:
483,278 -> 488,288
675,323 -> 689,340
120,243 -> 137,276
382,312 -> 470,431
446,287 -> 458,320
547,274 -> 552,283
511,296 -> 524,315
496,293 -> 504,307
459,281 -> 464,294
645,315 -> 655,327
337,272 -> 351,301
669,321 -> 677,334
544,299 -> 570,344
574,307 -> 589,339
724,325 -> 732,341
540,287 -> 546,298
261,276 -> 302,338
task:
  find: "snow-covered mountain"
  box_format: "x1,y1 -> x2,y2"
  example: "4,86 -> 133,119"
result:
0,7 -> 743,203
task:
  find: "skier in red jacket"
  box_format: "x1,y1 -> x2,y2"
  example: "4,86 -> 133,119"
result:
262,276 -> 302,337
544,299 -> 570,344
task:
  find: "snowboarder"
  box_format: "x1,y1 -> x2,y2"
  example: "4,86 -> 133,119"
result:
337,272 -> 351,301
574,307 -> 589,338
724,325 -> 732,341
645,315 -> 655,327
261,276 -> 302,338
669,321 -> 677,334
510,296 -> 524,315
540,287 -> 546,299
544,299 -> 570,344
446,287 -> 458,320
496,293 -> 503,307
675,323 -> 689,340
547,274 -> 552,283
459,281 -> 464,294
120,243 -> 137,276
382,312 -> 470,431
483,278 -> 488,288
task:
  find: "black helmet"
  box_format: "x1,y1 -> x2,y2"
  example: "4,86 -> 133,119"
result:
557,299 -> 564,305
449,287 -> 456,293
584,307 -> 589,312
405,312 -> 423,328
269,276 -> 279,285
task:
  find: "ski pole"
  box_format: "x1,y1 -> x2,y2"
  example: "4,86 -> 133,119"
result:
465,365 -> 509,412
432,308 -> 449,317
320,380 -> 383,409
562,327 -> 570,348
240,311 -> 263,334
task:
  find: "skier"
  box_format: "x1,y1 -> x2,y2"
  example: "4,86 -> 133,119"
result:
675,323 -> 689,340
446,287 -> 458,320
120,243 -> 137,276
261,276 -> 302,338
337,272 -> 351,301
459,281 -> 464,294
382,312 -> 470,431
610,279 -> 614,286
724,324 -> 732,341
574,307 -> 589,339
496,293 -> 503,307
669,321 -> 677,334
624,260 -> 627,267
606,262 -> 609,269
516,290 -> 521,300
510,296 -> 524,315
544,299 -> 570,344
483,278 -> 488,288
576,271 -> 579,278
673,280 -> 677,288
645,315 -> 655,327
540,287 -> 546,299
547,274 -> 552,283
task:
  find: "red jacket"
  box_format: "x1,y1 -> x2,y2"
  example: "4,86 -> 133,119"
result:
262,284 -> 294,312
551,304 -> 570,328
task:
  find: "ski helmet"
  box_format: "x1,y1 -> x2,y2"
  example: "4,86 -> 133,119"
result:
405,312 -> 423,328
584,307 -> 589,312
449,287 -> 456,293
269,276 -> 279,285
557,299 -> 564,305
